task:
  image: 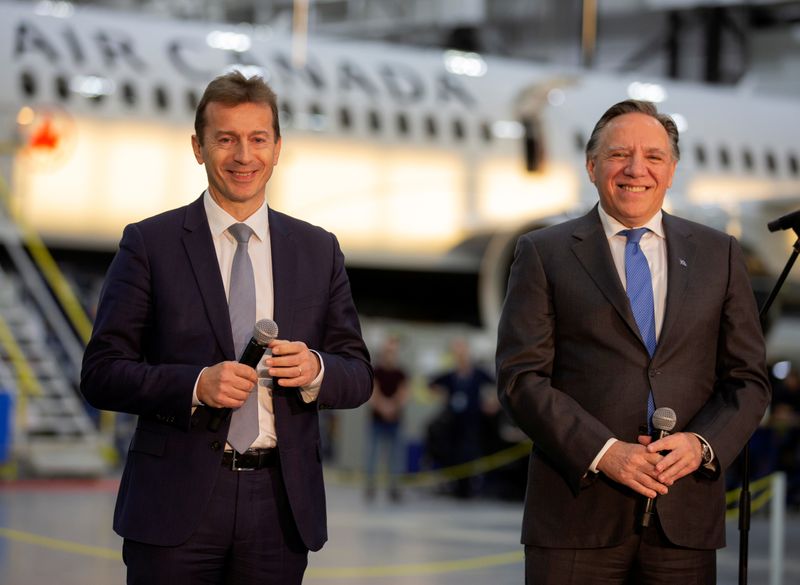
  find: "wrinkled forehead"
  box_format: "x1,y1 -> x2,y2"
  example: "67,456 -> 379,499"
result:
599,112 -> 671,152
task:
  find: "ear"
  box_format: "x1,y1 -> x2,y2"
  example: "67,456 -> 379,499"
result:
666,159 -> 677,188
273,137 -> 282,166
586,157 -> 597,183
191,135 -> 204,164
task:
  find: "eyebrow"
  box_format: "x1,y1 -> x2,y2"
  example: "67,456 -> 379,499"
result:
605,145 -> 669,155
213,129 -> 272,138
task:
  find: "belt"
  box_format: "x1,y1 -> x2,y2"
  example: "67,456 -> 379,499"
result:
221,448 -> 278,471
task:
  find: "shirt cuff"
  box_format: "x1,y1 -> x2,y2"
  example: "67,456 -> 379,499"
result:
691,432 -> 716,470
192,367 -> 208,407
589,438 -> 618,474
299,350 -> 324,404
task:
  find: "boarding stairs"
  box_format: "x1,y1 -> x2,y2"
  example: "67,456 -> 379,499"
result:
0,184 -> 112,477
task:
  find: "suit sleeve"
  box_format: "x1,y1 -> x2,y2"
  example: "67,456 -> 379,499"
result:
495,233 -> 615,494
80,224 -> 201,429
683,236 -> 771,469
313,233 -> 373,410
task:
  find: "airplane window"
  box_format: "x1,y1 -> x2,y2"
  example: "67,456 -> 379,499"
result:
309,103 -> 327,131
694,144 -> 706,167
742,149 -> 754,172
396,113 -> 409,136
481,122 -> 492,143
279,102 -> 293,127
339,107 -> 352,130
789,153 -> 799,176
523,118 -> 543,172
719,147 -> 730,169
122,82 -> 137,106
55,76 -> 70,101
425,116 -> 438,139
574,132 -> 585,153
186,90 -> 198,112
368,110 -> 382,133
154,86 -> 169,111
20,71 -> 37,98
453,119 -> 465,141
765,151 -> 777,175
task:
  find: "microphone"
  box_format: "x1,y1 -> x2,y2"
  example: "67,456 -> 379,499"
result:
207,318 -> 279,432
767,209 -> 800,233
640,406 -> 677,528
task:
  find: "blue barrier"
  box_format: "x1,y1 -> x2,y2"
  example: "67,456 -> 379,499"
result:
0,390 -> 12,463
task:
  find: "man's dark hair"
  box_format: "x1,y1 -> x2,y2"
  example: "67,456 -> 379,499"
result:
194,70 -> 281,145
585,99 -> 680,161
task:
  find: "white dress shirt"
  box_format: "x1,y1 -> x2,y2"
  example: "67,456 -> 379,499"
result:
193,191 -> 323,449
589,206 -> 714,472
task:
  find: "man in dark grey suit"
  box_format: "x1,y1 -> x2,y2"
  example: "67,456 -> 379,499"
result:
496,100 -> 770,584
81,72 -> 372,584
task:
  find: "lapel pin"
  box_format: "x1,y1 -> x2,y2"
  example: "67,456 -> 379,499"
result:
679,258 -> 688,267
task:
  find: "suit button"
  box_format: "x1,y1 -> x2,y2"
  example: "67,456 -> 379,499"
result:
210,441 -> 222,451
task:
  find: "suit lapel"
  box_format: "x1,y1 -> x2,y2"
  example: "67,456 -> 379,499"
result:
182,196 -> 235,359
268,208 -> 297,339
659,212 -> 695,349
571,207 -> 644,346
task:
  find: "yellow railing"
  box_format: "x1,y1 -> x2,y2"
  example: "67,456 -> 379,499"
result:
0,174 -> 93,344
0,168 -> 116,453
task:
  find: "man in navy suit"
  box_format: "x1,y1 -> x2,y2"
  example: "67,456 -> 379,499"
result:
81,72 -> 373,585
496,100 -> 770,584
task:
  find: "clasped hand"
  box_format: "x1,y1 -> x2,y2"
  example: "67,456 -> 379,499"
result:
196,340 -> 320,408
596,432 -> 704,498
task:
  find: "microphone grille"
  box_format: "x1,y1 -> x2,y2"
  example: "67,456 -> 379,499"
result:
253,319 -> 279,346
652,407 -> 677,432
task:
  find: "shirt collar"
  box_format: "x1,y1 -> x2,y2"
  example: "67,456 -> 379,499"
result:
597,205 -> 665,241
203,190 -> 269,243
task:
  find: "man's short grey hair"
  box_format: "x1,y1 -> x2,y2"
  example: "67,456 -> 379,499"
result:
585,99 -> 680,162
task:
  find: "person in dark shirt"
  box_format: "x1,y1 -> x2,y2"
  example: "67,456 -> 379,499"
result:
429,338 -> 494,498
365,336 -> 409,501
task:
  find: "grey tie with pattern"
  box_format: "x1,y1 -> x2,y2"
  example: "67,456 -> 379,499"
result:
226,223 -> 259,453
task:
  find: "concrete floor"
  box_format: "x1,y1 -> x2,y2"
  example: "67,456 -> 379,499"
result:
0,478 -> 799,585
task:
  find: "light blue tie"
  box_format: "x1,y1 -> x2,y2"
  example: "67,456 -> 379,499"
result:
226,223 -> 259,453
621,228 -> 657,429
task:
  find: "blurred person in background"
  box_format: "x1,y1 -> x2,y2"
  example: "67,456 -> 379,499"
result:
364,335 -> 409,502
769,365 -> 800,508
428,337 -> 495,498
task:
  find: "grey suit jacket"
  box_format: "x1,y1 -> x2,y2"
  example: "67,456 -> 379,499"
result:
496,206 -> 770,549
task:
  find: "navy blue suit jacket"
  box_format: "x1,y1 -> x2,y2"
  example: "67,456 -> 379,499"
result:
81,195 -> 372,551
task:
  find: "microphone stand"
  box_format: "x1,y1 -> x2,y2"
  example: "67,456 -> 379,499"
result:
739,226 -> 800,585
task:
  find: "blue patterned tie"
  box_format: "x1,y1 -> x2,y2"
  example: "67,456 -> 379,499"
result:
621,228 -> 657,429
226,223 -> 259,453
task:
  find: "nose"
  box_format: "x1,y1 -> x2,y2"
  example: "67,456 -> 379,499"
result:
233,141 -> 252,164
625,152 -> 647,177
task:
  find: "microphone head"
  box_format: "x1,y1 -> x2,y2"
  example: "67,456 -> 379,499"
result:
651,407 -> 677,432
253,319 -> 279,346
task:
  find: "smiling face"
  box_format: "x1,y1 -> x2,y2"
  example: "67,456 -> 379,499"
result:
586,112 -> 677,228
191,101 -> 282,220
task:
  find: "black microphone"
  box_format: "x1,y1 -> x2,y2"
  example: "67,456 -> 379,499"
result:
767,209 -> 800,233
207,318 -> 279,432
640,406 -> 677,528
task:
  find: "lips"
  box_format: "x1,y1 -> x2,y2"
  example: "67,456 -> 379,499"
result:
229,170 -> 257,180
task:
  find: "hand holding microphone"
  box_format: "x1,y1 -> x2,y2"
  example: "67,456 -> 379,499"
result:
640,406 -> 677,528
207,319 -> 279,432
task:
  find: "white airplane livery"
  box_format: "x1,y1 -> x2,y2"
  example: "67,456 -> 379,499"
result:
2,0 -> 800,328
